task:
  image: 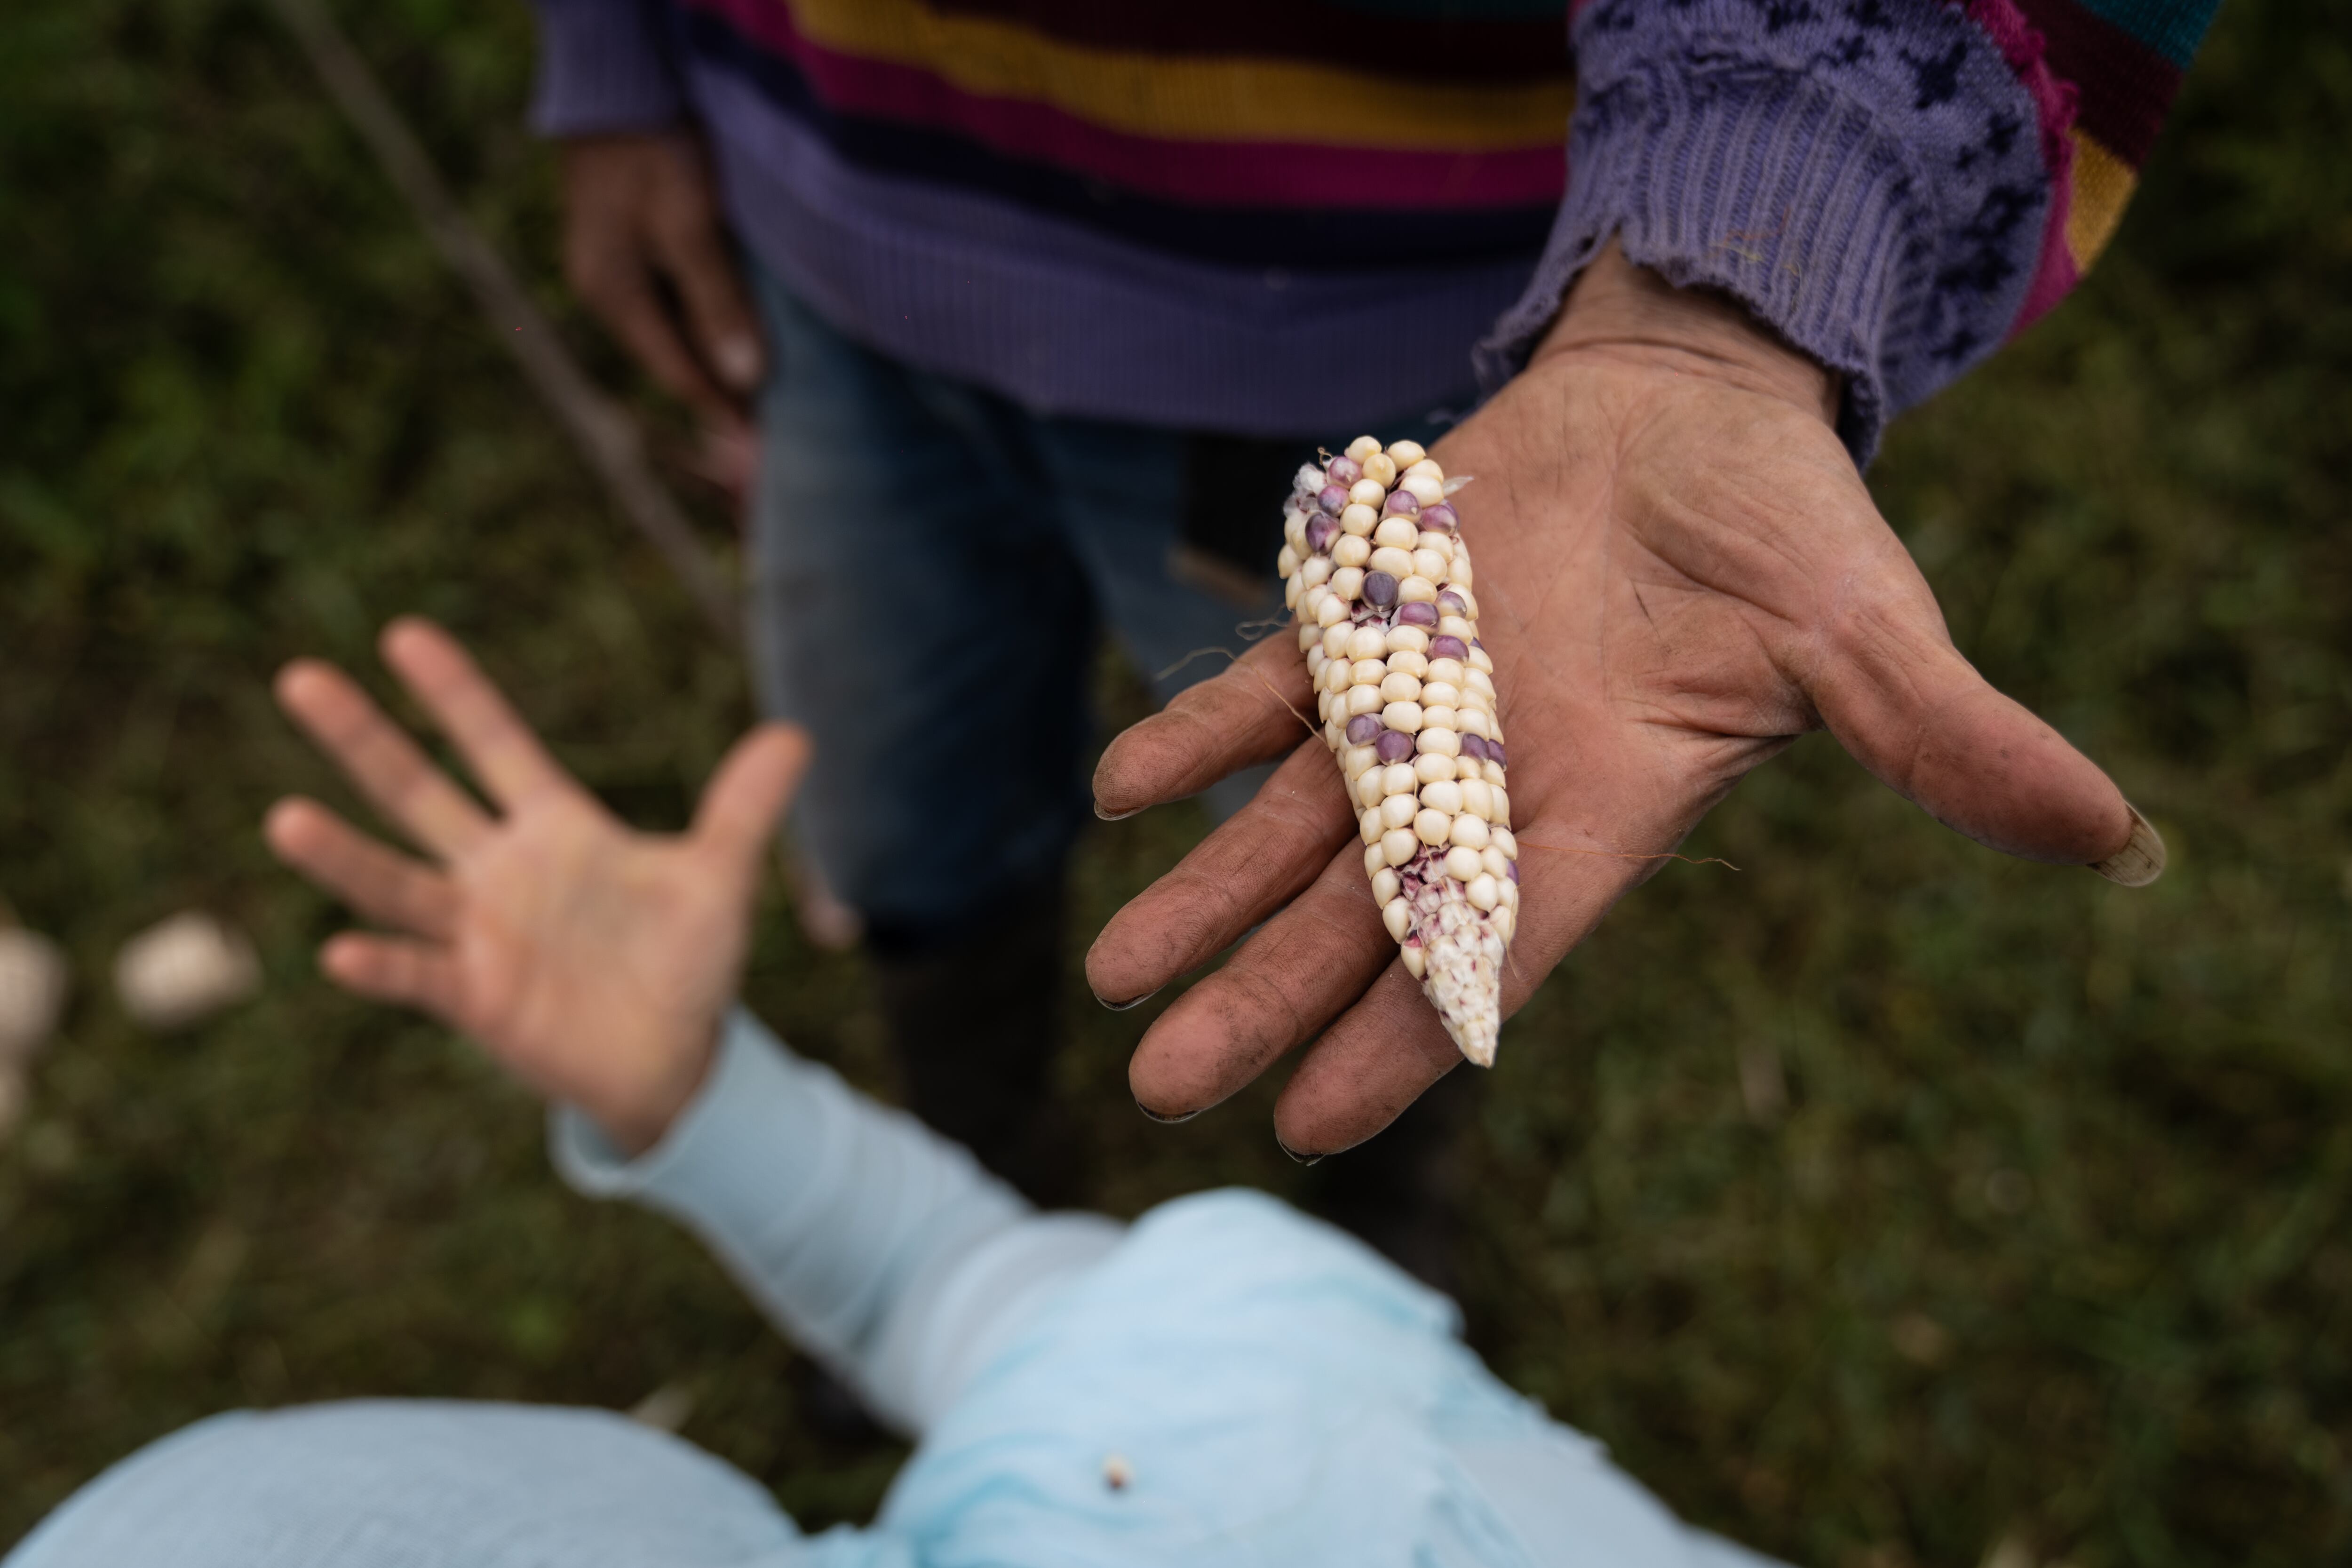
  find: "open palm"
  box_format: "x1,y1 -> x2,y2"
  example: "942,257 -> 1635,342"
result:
266,619 -> 807,1152
1088,247 -> 2160,1157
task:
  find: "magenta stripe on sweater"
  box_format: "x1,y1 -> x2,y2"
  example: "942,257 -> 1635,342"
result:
1966,0 -> 2082,332
677,0 -> 1567,210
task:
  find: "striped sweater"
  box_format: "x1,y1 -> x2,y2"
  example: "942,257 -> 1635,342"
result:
530,0 -> 2218,462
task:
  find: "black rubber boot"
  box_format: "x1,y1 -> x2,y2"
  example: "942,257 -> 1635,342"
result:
869,875 -> 1085,1207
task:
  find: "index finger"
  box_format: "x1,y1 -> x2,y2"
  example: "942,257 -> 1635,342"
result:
379,618 -> 575,812
273,658 -> 491,861
1093,632 -> 1314,817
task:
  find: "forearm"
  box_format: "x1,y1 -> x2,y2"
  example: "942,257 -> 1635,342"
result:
551,1009 -> 1120,1433
1484,0 -> 2220,465
528,0 -> 688,137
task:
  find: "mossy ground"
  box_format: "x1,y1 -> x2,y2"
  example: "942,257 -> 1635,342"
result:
3,3 -> 2348,1562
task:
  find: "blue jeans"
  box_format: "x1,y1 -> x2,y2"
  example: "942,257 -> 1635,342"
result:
747,276 -> 1325,947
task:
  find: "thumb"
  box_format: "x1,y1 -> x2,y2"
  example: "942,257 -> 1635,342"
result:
1806,591 -> 2160,882
692,724 -> 811,873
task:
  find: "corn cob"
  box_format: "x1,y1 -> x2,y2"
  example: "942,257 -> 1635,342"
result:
1279,436 -> 1516,1067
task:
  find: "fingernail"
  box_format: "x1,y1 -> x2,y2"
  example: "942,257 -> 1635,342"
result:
1275,1134 -> 1323,1167
1096,986 -> 1160,1012
2090,803 -> 2166,888
714,336 -> 764,391
1135,1099 -> 1199,1124
1094,802 -> 1144,822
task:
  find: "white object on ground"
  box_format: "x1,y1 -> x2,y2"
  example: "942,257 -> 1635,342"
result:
0,926 -> 69,1067
114,911 -> 262,1031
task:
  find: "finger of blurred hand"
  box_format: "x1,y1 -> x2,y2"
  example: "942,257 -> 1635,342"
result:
652,190 -> 765,396
1093,634 -> 1314,818
693,723 -> 811,873
569,239 -> 741,427
274,658 -> 490,860
380,618 -> 574,812
1808,592 -> 2135,867
1087,737 -> 1350,1007
264,796 -> 458,940
1126,842 -> 1392,1118
318,931 -> 464,1021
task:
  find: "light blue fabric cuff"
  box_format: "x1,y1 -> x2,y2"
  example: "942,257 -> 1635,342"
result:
528,0 -> 685,137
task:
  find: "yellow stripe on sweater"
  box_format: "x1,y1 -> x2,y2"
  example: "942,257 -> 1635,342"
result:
2066,129 -> 2137,272
780,0 -> 1578,150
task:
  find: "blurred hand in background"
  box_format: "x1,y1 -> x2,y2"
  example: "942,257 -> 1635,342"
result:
264,618 -> 807,1154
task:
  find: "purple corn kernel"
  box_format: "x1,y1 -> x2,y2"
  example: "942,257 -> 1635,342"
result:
1327,455 -> 1362,485
1362,571 -> 1399,607
1421,502 -> 1458,533
1428,634 -> 1468,661
1505,861 -> 1519,883
1486,742 -> 1507,768
1460,733 -> 1487,761
1344,714 -> 1383,746
1383,490 -> 1420,517
1396,601 -> 1438,628
1375,729 -> 1414,764
1305,514 -> 1339,553
1437,591 -> 1466,616
1317,484 -> 1347,516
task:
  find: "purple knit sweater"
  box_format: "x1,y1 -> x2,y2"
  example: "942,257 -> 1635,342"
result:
530,0 -> 2215,462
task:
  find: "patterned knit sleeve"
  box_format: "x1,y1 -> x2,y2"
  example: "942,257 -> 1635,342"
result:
1477,0 -> 2222,465
528,0 -> 686,138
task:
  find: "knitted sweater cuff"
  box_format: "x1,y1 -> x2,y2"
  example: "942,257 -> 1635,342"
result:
1480,3 -> 2061,467
528,0 -> 685,138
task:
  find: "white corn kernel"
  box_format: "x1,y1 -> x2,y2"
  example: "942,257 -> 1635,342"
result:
1461,708 -> 1492,739
1438,615 -> 1473,639
1341,503 -> 1381,535
1285,512 -> 1309,552
1350,658 -> 1386,686
1490,905 -> 1515,944
1421,705 -> 1457,733
1464,668 -> 1496,700
1306,646 -> 1327,679
1284,575 -> 1302,610
1316,691 -> 1334,723
1485,759 -> 1507,787
1491,826 -> 1518,860
1424,656 -> 1464,685
1417,530 -> 1454,557
1380,793 -> 1418,830
1501,879 -> 1519,908
1468,874 -> 1500,912
1382,828 -> 1419,867
1322,623 -> 1352,659
1343,744 -> 1375,778
1364,842 -> 1386,877
1346,626 -> 1387,660
1450,813 -> 1491,851
1489,788 -> 1510,826
1379,671 -> 1422,705
1368,545 -> 1414,578
1374,516 -> 1420,550
1382,763 -> 1418,797
1334,534 -> 1372,568
1346,684 -> 1382,716
1482,845 -> 1510,879
1317,594 -> 1348,627
1414,808 -> 1452,846
1360,807 -> 1383,845
1346,434 -> 1382,462
1402,944 -> 1427,979
1355,768 -> 1384,809
1349,478 -> 1387,509
1411,548 -> 1448,581
1371,868 -> 1401,905
1414,752 -> 1455,783
1361,452 -> 1398,487
1385,648 -> 1428,679
1459,777 -> 1493,819
1398,575 -> 1439,604
1296,621 -> 1320,652
1277,544 -> 1300,577
1385,439 -> 1427,467
1419,779 -> 1463,814
1302,555 -> 1333,588
1415,726 -> 1460,756
1401,473 -> 1445,507
1383,700 -> 1423,732
1443,845 -> 1484,882
1469,646 -> 1494,674
1403,457 -> 1443,482
1447,557 -> 1474,589
1383,898 -> 1413,941
1384,625 -> 1429,655
1452,587 -> 1481,618
1420,680 -> 1462,709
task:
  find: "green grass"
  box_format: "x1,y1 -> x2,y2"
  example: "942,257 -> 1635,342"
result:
2,2 -> 2347,1563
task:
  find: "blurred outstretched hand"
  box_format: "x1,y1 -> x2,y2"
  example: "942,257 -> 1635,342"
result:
1088,243 -> 2161,1159
266,618 -> 808,1152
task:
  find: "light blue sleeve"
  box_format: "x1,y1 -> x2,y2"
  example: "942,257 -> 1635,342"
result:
550,1008 -> 1121,1434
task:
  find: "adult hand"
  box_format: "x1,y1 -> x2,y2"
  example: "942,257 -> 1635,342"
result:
265,618 -> 808,1154
1088,241 -> 2162,1157
562,131 -> 765,443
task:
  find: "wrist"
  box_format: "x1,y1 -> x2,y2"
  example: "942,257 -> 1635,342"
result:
590,1010 -> 724,1157
1530,240 -> 1839,428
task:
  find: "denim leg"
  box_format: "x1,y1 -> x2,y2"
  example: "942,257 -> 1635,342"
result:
748,279 -> 1096,944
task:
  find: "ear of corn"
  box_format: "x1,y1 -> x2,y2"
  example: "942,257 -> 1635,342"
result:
1281,437 -> 1516,1066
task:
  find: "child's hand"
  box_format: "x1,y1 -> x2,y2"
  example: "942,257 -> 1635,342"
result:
265,618 -> 809,1154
